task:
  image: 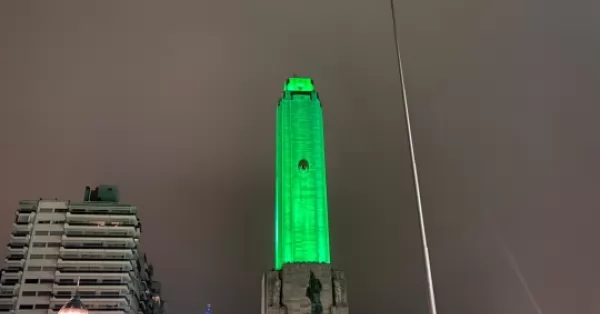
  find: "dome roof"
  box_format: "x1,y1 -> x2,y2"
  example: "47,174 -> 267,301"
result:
58,295 -> 88,314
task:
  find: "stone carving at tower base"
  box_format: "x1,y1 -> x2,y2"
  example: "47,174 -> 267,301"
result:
262,263 -> 350,314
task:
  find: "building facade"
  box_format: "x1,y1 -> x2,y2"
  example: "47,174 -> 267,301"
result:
0,185 -> 165,314
263,77 -> 349,314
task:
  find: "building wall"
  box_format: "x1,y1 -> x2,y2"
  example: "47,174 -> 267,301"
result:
0,187 -> 165,314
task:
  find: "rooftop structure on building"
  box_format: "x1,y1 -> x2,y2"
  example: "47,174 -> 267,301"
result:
0,185 -> 166,314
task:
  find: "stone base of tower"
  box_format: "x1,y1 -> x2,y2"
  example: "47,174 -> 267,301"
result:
261,263 -> 349,314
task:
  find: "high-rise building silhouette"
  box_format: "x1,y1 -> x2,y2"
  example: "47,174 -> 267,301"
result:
262,77 -> 349,314
0,185 -> 166,314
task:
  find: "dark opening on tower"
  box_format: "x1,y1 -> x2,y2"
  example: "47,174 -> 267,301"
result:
298,159 -> 310,173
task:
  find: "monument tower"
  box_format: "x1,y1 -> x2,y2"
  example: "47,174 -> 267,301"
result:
262,77 -> 349,314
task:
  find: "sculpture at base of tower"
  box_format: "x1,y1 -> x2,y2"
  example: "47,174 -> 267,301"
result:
306,271 -> 323,314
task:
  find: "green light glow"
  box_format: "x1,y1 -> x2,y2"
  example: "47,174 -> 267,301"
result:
284,77 -> 315,92
275,77 -> 331,270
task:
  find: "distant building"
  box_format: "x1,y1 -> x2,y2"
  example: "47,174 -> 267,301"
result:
0,185 -> 166,314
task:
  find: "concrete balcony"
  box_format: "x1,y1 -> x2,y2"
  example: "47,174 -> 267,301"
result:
0,296 -> 16,305
0,284 -> 19,296
65,213 -> 139,227
59,248 -> 138,260
57,259 -> 133,272
63,224 -> 140,238
8,235 -> 29,246
3,259 -> 24,269
61,311 -> 126,314
6,246 -> 28,255
54,271 -> 132,283
12,223 -> 33,233
50,297 -> 130,310
0,271 -> 21,283
61,236 -> 136,249
52,284 -> 129,295
47,311 -> 126,314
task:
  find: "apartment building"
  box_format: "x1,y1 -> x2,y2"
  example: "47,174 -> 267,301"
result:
0,185 -> 165,314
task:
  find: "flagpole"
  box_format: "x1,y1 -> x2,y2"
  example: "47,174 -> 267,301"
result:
389,1 -> 439,313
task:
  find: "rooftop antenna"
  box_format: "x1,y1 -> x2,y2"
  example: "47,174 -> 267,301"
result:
389,1 -> 439,313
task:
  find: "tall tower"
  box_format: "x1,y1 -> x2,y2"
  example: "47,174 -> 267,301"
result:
275,77 -> 331,269
262,77 -> 349,314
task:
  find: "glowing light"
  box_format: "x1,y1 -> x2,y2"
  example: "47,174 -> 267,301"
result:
58,295 -> 88,314
275,77 -> 331,269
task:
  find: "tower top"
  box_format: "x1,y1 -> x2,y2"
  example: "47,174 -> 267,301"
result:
283,77 -> 315,92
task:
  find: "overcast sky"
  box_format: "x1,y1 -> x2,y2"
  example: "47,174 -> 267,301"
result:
1,1 -> 599,313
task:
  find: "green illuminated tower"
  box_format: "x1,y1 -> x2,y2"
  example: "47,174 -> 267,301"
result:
262,77 -> 349,314
275,77 -> 331,270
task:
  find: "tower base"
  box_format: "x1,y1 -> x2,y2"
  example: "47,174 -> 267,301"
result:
261,263 -> 349,314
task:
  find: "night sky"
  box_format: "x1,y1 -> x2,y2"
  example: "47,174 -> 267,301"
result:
1,1 -> 598,313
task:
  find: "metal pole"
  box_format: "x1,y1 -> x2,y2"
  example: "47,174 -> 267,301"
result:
389,1 -> 439,313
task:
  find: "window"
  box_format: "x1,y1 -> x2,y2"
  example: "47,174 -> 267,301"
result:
38,291 -> 52,297
30,254 -> 44,259
35,231 -> 49,236
49,231 -> 63,236
18,305 -> 33,310
47,242 -> 61,248
24,279 -> 38,284
44,254 -> 59,259
39,279 -> 54,284
42,267 -> 56,272
55,292 -> 71,298
38,220 -> 51,224
52,220 -> 65,224
33,242 -> 46,247
101,291 -> 120,296
22,291 -> 37,297
84,243 -> 102,247
39,208 -> 53,213
35,304 -> 49,309
26,266 -> 42,271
